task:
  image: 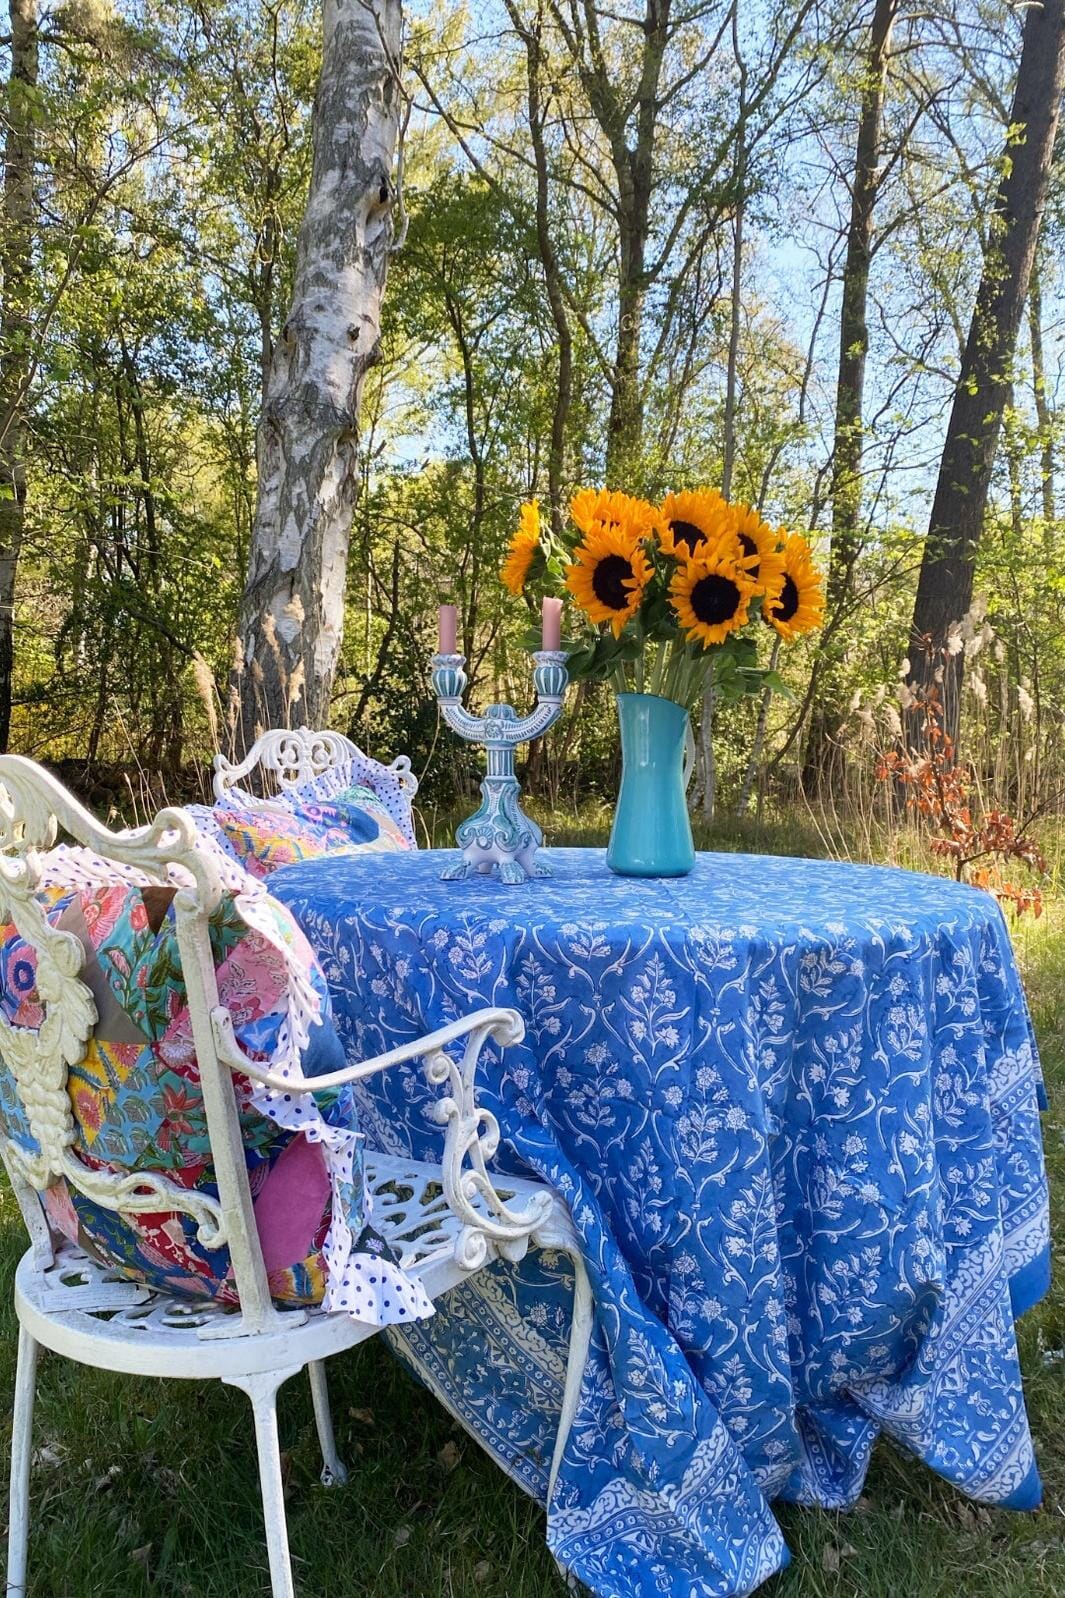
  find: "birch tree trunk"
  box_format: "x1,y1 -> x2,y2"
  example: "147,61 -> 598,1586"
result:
233,0 -> 402,747
0,0 -> 39,753
908,0 -> 1065,743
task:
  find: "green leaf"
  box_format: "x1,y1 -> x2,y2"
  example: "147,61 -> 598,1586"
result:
761,670 -> 795,699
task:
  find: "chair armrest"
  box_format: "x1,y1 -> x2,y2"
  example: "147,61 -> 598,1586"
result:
211,1003 -> 553,1270
210,1004 -> 522,1093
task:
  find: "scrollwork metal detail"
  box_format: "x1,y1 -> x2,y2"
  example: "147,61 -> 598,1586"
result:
421,1013 -> 554,1268
211,726 -> 419,806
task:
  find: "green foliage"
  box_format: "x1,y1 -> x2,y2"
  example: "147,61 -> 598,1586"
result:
1,0 -> 1063,837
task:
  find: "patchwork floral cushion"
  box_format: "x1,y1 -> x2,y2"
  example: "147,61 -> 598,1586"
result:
195,783 -> 411,881
286,783 -> 411,852
280,752 -> 418,848
0,864 -> 432,1326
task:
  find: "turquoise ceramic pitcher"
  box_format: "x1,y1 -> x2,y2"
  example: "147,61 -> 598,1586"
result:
607,692 -> 695,877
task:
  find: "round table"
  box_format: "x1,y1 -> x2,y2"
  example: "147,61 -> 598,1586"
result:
272,847 -> 1050,1598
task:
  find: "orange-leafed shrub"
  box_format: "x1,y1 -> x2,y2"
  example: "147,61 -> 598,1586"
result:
875,656 -> 1046,919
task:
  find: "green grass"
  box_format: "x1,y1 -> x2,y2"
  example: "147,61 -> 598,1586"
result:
1,818 -> 1064,1596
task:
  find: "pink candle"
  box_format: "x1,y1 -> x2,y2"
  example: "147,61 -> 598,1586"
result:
542,596 -> 563,652
438,604 -> 458,655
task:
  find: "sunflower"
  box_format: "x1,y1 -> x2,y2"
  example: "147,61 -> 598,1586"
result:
657,488 -> 732,562
763,533 -> 825,641
566,518 -> 654,636
500,501 -> 542,596
728,504 -> 786,601
670,546 -> 759,647
570,487 -> 661,544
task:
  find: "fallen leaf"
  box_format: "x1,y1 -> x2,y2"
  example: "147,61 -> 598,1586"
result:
821,1544 -> 840,1574
130,1545 -> 152,1568
394,1526 -> 411,1549
473,1560 -> 492,1582
349,1407 -> 375,1425
438,1441 -> 461,1472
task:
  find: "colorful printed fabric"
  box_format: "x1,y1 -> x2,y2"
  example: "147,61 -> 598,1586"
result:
215,801 -> 371,878
0,858 -> 431,1326
275,751 -> 419,848
188,778 -> 411,881
271,846 -> 1051,1598
286,783 -> 412,854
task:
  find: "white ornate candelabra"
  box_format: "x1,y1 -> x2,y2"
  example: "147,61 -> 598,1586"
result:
431,650 -> 569,882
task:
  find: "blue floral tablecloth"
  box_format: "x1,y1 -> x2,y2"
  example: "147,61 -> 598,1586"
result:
271,847 -> 1050,1598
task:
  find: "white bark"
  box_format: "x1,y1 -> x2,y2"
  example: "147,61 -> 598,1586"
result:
234,0 -> 402,746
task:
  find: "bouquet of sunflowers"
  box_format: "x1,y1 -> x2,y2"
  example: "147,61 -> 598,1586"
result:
501,486 -> 824,707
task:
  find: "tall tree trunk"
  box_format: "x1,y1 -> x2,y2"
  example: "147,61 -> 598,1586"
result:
546,0 -> 671,486
608,241 -> 647,482
827,0 -> 898,607
909,0 -> 1065,740
803,0 -> 896,795
1028,257 -> 1055,531
604,4 -> 667,484
234,0 -> 402,747
0,0 -> 39,753
507,1 -> 573,539
695,14 -> 747,821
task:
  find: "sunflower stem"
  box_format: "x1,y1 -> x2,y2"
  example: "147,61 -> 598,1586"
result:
675,652 -> 691,707
664,643 -> 680,703
650,641 -> 669,698
668,642 -> 684,706
674,641 -> 694,705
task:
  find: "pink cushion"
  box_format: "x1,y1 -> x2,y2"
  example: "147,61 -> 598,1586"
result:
254,1133 -> 332,1277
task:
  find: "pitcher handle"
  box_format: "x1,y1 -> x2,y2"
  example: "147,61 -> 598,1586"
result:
683,718 -> 696,790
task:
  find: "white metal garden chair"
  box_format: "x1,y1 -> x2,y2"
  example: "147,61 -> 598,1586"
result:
0,755 -> 592,1597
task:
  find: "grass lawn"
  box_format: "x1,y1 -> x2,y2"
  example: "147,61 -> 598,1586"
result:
1,813 -> 1063,1596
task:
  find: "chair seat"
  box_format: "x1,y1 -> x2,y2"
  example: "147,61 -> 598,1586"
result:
14,1153 -> 558,1383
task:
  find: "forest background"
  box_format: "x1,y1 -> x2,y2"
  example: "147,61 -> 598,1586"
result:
2,0 -> 1064,848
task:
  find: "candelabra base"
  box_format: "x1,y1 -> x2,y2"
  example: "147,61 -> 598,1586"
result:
440,776 -> 553,883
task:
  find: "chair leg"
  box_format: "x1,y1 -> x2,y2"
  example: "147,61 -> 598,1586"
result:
6,1325 -> 38,1598
228,1371 -> 297,1598
547,1250 -> 594,1505
307,1361 -> 348,1486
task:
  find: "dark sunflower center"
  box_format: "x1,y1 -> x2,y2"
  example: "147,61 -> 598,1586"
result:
592,553 -> 634,610
670,519 -> 704,555
690,574 -> 741,626
773,574 -> 799,622
737,532 -> 760,575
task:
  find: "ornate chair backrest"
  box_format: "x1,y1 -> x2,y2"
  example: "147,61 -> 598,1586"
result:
212,728 -> 419,845
0,755 -> 282,1335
